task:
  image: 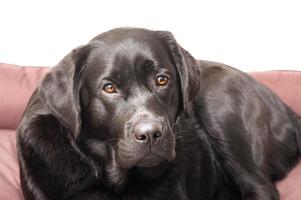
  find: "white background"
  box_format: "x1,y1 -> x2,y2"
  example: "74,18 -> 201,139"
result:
0,0 -> 300,71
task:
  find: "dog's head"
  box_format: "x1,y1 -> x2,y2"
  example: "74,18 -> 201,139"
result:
39,28 -> 197,171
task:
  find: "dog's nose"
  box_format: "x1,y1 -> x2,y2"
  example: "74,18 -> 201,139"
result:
133,122 -> 162,143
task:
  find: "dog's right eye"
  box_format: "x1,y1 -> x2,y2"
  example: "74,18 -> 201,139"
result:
103,83 -> 117,94
156,75 -> 169,86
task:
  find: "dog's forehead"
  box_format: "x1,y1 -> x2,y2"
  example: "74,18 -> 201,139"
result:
89,28 -> 170,64
108,38 -> 155,63
91,28 -> 158,44
85,33 -> 173,80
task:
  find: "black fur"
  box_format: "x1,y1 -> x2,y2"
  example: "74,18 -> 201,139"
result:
17,28 -> 301,200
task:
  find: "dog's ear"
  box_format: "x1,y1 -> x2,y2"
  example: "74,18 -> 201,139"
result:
38,45 -> 91,137
156,31 -> 199,117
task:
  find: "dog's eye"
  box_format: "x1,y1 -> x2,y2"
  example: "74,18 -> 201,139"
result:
103,83 -> 117,94
156,75 -> 169,86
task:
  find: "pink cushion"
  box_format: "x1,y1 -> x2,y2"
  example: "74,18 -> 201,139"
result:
0,63 -> 49,130
277,161 -> 301,200
0,129 -> 24,200
250,71 -> 301,115
0,64 -> 300,199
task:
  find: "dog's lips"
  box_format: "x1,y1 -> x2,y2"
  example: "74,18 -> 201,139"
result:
116,147 -> 175,169
137,153 -> 166,168
116,129 -> 176,169
134,160 -> 168,180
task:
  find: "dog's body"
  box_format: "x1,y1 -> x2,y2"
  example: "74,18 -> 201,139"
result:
17,28 -> 301,200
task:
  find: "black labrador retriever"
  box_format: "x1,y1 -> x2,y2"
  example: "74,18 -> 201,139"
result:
17,28 -> 301,200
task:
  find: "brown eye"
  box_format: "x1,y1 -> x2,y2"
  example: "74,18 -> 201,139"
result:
103,83 -> 117,94
156,75 -> 169,86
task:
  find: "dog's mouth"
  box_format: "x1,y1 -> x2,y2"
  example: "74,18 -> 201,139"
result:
115,114 -> 176,170
137,153 -> 166,168
133,159 -> 168,180
116,139 -> 176,168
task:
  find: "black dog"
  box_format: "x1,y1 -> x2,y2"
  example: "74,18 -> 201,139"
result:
17,28 -> 301,200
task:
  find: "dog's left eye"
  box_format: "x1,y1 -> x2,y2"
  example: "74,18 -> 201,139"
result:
156,75 -> 169,86
103,83 -> 117,94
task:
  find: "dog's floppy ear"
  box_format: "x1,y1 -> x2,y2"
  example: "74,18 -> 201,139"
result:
156,31 -> 199,117
38,45 -> 91,137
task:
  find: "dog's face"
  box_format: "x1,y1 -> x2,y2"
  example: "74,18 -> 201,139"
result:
79,29 -> 184,169
39,28 -> 191,171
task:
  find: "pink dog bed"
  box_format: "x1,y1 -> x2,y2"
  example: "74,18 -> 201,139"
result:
0,63 -> 300,200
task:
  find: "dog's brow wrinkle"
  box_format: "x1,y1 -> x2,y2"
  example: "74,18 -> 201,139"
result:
113,39 -> 154,61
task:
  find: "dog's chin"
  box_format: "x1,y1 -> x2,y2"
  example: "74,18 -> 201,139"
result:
116,154 -> 169,179
134,159 -> 168,180
137,154 -> 165,168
